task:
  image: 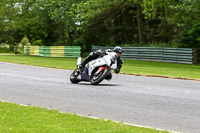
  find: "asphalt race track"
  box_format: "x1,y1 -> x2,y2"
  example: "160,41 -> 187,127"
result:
0,62 -> 200,133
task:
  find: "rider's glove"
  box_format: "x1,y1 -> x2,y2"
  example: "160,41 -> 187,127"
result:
114,68 -> 120,74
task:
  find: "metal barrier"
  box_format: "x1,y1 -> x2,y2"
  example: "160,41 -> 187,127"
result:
92,45 -> 197,64
24,46 -> 81,57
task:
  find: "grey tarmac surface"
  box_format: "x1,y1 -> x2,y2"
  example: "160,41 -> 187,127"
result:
0,62 -> 200,133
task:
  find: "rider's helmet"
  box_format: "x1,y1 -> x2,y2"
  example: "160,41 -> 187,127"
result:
113,46 -> 123,57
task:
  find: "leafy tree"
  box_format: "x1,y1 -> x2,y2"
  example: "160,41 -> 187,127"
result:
48,0 -> 80,46
0,0 -> 20,45
74,0 -> 144,47
1,0 -> 200,53
143,0 -> 200,47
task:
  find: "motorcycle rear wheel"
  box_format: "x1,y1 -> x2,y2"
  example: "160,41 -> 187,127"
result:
91,68 -> 109,85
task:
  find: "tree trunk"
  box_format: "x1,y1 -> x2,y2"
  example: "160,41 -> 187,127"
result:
62,29 -> 66,46
119,10 -> 124,45
137,4 -> 144,45
68,31 -> 73,46
61,22 -> 67,46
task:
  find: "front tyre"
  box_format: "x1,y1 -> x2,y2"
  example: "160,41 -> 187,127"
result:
91,68 -> 109,85
70,69 -> 80,84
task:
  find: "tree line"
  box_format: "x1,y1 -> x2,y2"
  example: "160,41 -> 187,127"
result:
0,0 -> 200,53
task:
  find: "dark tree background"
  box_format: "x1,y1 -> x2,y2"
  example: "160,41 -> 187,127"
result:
1,0 -> 200,53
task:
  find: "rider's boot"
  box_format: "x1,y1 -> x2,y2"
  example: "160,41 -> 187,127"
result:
78,52 -> 96,72
105,73 -> 112,81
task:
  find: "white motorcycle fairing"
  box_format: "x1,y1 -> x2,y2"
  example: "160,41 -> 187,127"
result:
88,52 -> 117,76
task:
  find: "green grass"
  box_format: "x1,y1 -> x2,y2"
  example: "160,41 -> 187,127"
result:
0,55 -> 200,80
122,60 -> 200,80
0,55 -> 76,70
0,53 -> 14,55
0,101 -> 168,133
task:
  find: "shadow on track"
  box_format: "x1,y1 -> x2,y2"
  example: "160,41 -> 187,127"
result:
77,82 -> 120,86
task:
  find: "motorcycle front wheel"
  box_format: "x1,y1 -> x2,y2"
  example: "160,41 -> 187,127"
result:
70,68 -> 80,84
91,68 -> 109,85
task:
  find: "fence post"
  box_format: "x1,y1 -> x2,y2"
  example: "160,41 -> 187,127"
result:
193,48 -> 197,64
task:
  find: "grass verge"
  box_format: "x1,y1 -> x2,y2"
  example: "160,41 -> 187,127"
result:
123,59 -> 200,80
0,55 -> 200,80
0,53 -> 14,55
0,101 -> 168,133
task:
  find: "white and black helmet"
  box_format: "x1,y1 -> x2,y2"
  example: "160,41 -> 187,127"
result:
113,46 -> 123,54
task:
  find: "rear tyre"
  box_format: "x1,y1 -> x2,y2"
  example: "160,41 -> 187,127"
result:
70,69 -> 80,84
91,69 -> 109,85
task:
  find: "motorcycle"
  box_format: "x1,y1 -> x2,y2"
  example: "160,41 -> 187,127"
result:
70,52 -> 118,85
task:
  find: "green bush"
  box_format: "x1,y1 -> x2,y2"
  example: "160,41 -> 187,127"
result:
15,43 -> 24,54
180,25 -> 200,48
14,36 -> 31,54
0,43 -> 12,53
32,40 -> 43,46
118,43 -> 176,48
21,36 -> 31,46
82,52 -> 90,57
0,48 -> 11,53
0,43 -> 9,48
